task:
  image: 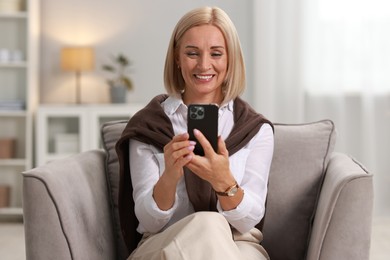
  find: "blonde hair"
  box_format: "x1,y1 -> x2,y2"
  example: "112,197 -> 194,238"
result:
164,6 -> 246,104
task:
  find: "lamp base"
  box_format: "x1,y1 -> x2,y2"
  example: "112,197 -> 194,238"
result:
75,70 -> 81,104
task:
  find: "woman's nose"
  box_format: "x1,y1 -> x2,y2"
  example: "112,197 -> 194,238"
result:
198,55 -> 211,71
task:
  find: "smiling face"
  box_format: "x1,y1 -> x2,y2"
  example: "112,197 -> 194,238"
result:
176,24 -> 228,105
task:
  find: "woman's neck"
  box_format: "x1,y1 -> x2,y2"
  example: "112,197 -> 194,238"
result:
182,90 -> 223,105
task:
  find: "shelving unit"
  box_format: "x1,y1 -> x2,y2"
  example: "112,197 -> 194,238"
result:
0,0 -> 39,217
36,104 -> 143,166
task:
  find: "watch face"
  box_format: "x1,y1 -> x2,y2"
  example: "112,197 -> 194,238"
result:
227,186 -> 239,196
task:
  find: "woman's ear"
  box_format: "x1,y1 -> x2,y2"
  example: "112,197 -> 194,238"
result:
175,58 -> 180,69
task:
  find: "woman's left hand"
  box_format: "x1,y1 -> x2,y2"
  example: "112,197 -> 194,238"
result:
186,129 -> 236,192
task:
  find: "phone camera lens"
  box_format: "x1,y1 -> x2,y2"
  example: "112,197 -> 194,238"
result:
197,110 -> 204,116
190,113 -> 197,119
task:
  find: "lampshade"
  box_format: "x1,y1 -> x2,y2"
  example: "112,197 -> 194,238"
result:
61,47 -> 94,71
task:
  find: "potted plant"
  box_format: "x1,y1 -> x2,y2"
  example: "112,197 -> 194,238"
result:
102,53 -> 133,103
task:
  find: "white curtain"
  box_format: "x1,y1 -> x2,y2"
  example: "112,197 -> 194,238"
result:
253,0 -> 390,217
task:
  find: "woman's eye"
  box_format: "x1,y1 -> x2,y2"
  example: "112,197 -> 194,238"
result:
211,52 -> 223,57
186,52 -> 198,57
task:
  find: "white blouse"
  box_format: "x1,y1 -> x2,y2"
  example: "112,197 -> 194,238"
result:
129,96 -> 274,234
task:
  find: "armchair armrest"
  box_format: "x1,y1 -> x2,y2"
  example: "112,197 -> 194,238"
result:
22,150 -> 116,260
307,153 -> 373,260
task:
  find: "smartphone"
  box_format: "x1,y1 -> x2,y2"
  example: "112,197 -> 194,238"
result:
187,104 -> 218,156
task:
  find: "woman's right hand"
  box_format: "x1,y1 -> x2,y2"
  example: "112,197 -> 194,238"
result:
163,133 -> 195,183
153,133 -> 195,210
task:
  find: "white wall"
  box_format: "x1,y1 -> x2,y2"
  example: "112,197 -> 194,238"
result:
39,0 -> 254,105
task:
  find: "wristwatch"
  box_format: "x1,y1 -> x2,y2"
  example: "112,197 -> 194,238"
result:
215,182 -> 240,197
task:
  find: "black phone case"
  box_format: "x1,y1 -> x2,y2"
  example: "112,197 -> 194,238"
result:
187,104 -> 218,156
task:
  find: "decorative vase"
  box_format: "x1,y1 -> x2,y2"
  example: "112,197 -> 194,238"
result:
110,85 -> 127,103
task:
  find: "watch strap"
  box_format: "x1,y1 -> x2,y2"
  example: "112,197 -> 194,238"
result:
214,182 -> 239,196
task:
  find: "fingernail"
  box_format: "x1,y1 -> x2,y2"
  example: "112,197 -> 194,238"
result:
194,129 -> 200,135
188,145 -> 195,151
189,141 -> 196,146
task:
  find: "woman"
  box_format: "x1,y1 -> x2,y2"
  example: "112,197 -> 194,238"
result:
116,6 -> 274,260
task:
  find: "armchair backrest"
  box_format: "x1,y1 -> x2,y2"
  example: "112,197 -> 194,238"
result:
101,120 -> 336,260
262,120 -> 336,259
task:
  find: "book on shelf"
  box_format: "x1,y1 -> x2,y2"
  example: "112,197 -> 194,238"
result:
0,185 -> 10,208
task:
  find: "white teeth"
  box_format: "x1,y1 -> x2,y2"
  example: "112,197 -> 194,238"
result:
196,75 -> 213,80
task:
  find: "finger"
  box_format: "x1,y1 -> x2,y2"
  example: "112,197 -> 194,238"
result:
169,150 -> 194,175
193,129 -> 214,156
171,145 -> 195,161
171,140 -> 196,152
217,136 -> 229,156
179,153 -> 194,165
172,132 -> 189,142
164,133 -> 194,153
165,148 -> 194,177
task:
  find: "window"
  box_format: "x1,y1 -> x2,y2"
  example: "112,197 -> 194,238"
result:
302,0 -> 390,94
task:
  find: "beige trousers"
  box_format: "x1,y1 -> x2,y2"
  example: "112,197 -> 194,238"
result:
128,212 -> 269,260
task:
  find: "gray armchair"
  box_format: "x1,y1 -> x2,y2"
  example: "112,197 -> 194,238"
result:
23,120 -> 373,260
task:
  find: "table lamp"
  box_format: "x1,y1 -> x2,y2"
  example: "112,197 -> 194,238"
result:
61,47 -> 94,104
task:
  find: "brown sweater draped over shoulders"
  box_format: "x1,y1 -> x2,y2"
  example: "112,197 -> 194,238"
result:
115,94 -> 273,252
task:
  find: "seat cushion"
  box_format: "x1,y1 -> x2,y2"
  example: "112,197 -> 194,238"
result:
101,119 -> 336,260
261,120 -> 336,260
